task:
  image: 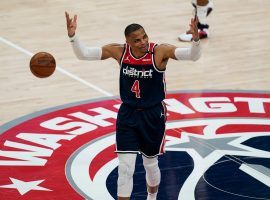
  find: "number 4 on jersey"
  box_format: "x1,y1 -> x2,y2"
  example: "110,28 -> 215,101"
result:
131,80 -> 141,98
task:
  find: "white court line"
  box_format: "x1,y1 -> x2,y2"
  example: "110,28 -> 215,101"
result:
240,164 -> 270,187
0,36 -> 113,97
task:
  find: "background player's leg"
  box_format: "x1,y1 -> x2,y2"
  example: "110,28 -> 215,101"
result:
142,156 -> 161,200
178,0 -> 213,41
117,153 -> 137,200
197,0 -> 208,6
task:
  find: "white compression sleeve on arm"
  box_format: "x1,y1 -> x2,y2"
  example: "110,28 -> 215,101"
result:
69,35 -> 102,60
174,40 -> 201,61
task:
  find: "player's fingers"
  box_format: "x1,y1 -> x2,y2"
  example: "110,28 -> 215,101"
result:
186,30 -> 193,35
65,11 -> 69,23
186,26 -> 192,34
65,12 -> 72,27
66,12 -> 71,21
74,15 -> 78,23
192,18 -> 196,26
194,17 -> 198,26
189,23 -> 194,31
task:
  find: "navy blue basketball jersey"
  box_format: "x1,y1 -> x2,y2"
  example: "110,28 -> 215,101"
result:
119,43 -> 166,108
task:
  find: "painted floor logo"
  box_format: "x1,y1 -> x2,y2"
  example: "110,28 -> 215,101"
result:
0,91 -> 270,200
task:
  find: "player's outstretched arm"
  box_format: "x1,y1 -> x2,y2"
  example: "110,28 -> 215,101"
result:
101,44 -> 124,61
65,12 -> 123,62
65,11 -> 102,60
157,17 -> 201,63
69,36 -> 123,61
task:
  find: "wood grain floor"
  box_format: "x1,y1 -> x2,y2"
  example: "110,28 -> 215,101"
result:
1,0 -> 270,125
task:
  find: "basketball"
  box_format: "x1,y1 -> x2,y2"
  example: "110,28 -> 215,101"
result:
29,52 -> 56,78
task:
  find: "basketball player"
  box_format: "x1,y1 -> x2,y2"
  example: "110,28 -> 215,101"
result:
178,0 -> 213,41
65,11 -> 201,200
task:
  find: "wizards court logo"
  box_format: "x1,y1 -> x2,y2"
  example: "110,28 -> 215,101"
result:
0,91 -> 270,200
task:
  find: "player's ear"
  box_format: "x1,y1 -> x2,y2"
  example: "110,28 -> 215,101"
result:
125,38 -> 129,45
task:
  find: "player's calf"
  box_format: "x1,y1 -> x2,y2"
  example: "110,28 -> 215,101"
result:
143,156 -> 161,200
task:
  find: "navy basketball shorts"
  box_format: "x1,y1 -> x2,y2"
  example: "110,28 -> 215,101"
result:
115,102 -> 167,157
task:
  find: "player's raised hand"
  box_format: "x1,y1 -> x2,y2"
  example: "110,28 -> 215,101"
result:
65,11 -> 77,37
186,16 -> 199,41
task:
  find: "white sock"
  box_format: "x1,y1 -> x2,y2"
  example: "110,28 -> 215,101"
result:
147,192 -> 157,200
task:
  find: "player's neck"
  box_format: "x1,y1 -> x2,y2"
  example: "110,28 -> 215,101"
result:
130,48 -> 147,58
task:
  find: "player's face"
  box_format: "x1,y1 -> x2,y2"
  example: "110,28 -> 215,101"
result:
126,28 -> 149,53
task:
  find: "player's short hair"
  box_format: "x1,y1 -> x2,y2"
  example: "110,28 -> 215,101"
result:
124,23 -> 144,37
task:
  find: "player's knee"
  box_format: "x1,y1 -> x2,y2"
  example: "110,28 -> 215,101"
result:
118,161 -> 135,181
118,154 -> 136,179
143,156 -> 161,187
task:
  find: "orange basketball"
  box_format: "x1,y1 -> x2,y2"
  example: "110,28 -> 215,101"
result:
29,52 -> 56,78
